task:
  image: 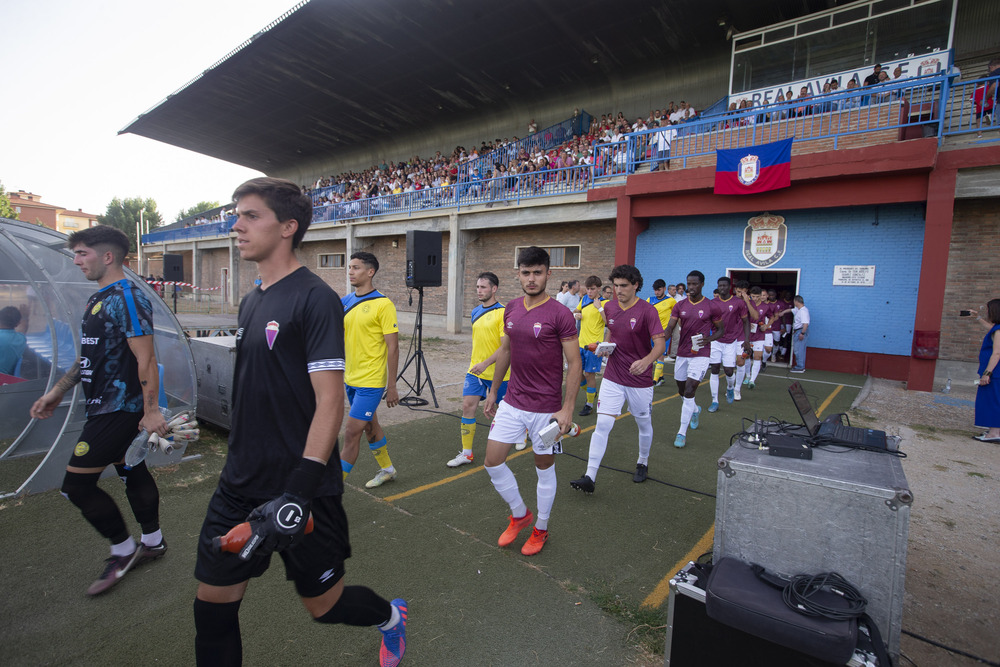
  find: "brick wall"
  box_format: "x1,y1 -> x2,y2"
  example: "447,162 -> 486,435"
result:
939,199 -> 1000,361
636,204 -> 926,356
459,221 -> 617,316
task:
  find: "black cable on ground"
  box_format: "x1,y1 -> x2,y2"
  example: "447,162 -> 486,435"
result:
559,450 -> 717,498
900,629 -> 999,667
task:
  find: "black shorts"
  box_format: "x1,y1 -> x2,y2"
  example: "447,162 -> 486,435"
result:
69,411 -> 143,468
195,482 -> 352,598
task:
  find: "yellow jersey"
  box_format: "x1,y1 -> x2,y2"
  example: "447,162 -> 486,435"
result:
576,296 -> 606,347
468,302 -> 509,381
646,294 -> 677,330
342,290 -> 398,388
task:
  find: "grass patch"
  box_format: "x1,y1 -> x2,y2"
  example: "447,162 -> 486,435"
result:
967,471 -> 988,479
910,423 -> 976,438
590,588 -> 668,657
932,464 -> 949,472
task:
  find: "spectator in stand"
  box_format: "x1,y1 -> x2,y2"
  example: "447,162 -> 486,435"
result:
893,65 -> 904,80
972,58 -> 1000,135
650,119 -> 676,171
670,101 -> 695,123
795,86 -> 814,117
864,64 -> 883,87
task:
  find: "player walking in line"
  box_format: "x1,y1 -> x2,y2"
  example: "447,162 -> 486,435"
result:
662,271 -> 725,448
707,277 -> 751,412
192,178 -> 406,667
731,280 -> 752,396
570,265 -> 665,492
741,286 -> 773,389
575,275 -> 606,416
30,225 -> 170,596
447,271 -> 523,467
340,252 -> 401,488
646,278 -> 677,387
483,246 -> 581,556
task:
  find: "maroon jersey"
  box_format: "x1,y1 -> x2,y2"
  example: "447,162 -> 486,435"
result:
749,300 -> 772,342
604,298 -> 664,388
713,295 -> 748,344
503,296 -> 578,413
675,296 -> 723,358
767,300 -> 783,332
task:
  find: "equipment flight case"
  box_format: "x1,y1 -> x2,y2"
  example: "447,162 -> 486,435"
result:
664,562 -> 881,666
190,336 -> 237,429
712,439 -> 910,662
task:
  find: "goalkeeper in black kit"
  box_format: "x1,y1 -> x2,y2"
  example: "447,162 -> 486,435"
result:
193,178 -> 407,667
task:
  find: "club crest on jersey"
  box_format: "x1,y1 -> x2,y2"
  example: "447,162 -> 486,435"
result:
698,310 -> 705,318
533,322 -> 542,338
265,320 -> 280,350
91,302 -> 102,315
629,317 -> 637,330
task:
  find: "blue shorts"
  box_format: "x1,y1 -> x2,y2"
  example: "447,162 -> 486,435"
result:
346,385 -> 383,422
580,347 -> 603,374
463,373 -> 508,402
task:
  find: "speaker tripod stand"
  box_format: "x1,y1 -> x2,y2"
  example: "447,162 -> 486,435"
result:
397,286 -> 438,407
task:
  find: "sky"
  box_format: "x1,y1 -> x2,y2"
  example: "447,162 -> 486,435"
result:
2,0 -> 301,224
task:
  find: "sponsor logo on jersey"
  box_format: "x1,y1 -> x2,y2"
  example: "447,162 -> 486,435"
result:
81,337 -> 99,345
506,321 -> 513,329
79,357 -> 91,369
265,320 -> 280,350
319,568 -> 337,583
91,302 -> 102,316
87,397 -> 102,405
365,410 -> 373,417
608,318 -> 615,325
74,441 -> 90,456
533,322 -> 541,338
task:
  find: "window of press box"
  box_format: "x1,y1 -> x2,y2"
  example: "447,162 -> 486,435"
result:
318,253 -> 345,269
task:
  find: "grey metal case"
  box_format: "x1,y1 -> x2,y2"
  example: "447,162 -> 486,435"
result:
714,441 -> 911,660
190,336 -> 237,429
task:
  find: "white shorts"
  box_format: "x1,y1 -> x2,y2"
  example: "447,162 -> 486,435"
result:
674,356 -> 710,382
751,340 -> 765,352
596,378 -> 653,417
710,340 -> 740,367
490,400 -> 558,455
764,333 -> 774,347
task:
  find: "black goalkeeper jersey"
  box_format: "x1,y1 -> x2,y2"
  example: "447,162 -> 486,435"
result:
79,278 -> 153,417
220,267 -> 347,498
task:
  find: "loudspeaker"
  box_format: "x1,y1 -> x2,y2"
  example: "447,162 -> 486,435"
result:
163,254 -> 184,282
405,231 -> 442,287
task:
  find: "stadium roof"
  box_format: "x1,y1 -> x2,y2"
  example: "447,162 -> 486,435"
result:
120,0 -> 835,173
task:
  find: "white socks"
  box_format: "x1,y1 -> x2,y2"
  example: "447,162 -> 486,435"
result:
535,465 -> 556,531
679,396 -> 697,435
586,413 -> 615,480
750,358 -> 762,383
636,413 -> 653,464
485,463 -> 527,518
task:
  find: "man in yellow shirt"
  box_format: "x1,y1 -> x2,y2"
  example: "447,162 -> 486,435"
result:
447,272 -> 522,467
646,279 -> 676,386
575,276 -> 606,416
340,252 -> 400,488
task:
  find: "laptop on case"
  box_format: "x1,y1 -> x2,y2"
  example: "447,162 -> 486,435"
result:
787,382 -> 889,450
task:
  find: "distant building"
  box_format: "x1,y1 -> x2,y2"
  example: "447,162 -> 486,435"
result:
8,190 -> 98,234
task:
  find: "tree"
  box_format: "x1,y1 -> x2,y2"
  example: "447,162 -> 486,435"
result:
98,197 -> 163,253
0,181 -> 18,220
175,201 -> 221,222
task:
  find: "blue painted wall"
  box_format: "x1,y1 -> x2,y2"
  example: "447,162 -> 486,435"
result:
635,204 -> 925,356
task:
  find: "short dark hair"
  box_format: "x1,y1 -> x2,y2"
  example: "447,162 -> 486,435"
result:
687,270 -> 705,284
609,264 -> 643,291
478,271 -> 499,288
584,275 -> 602,288
676,283 -> 686,290
517,246 -> 550,269
568,280 -> 579,289
652,278 -> 666,290
987,299 -> 1000,324
351,251 -> 379,274
750,286 -> 763,296
232,177 -> 312,249
717,276 -> 731,286
66,225 -> 130,264
735,279 -> 750,290
0,306 -> 21,329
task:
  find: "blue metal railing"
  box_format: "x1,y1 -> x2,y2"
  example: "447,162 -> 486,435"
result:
141,71 -> 1000,246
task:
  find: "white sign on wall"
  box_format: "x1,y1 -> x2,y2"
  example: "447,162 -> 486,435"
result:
833,265 -> 876,286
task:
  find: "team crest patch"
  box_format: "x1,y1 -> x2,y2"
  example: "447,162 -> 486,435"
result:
74,441 -> 90,456
630,317 -> 637,330
738,154 -> 760,186
533,322 -> 542,338
698,310 -> 705,318
265,320 -> 280,350
91,302 -> 102,316
743,212 -> 787,268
